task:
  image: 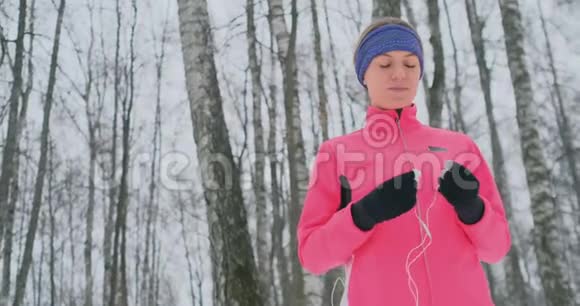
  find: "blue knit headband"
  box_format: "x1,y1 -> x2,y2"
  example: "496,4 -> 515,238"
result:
355,24 -> 424,86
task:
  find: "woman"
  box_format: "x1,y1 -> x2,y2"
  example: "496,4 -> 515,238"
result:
297,17 -> 511,306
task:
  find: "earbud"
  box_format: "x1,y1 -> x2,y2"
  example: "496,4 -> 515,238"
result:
413,168 -> 422,184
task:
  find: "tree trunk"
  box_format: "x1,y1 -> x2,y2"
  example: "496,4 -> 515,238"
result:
536,0 -> 580,224
464,1 -> 532,305
0,0 -> 26,248
0,0 -> 34,301
103,0 -> 121,303
426,0 -> 445,128
149,210 -> 159,306
498,0 -> 574,305
65,173 -> 77,306
111,2 -> 137,305
442,0 -> 466,133
176,0 -> 265,305
267,0 -> 309,303
311,0 -> 329,140
48,143 -> 56,306
12,1 -> 65,305
139,9 -> 167,306
536,0 -> 580,299
36,220 -> 44,306
372,0 -> 401,18
246,0 -> 271,301
308,87 -> 320,154
83,5 -> 97,306
178,193 -> 197,306
322,0 -> 346,135
401,0 -> 431,108
311,1 -> 343,292
265,15 -> 291,305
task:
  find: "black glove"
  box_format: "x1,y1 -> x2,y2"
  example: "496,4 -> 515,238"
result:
351,170 -> 417,231
438,161 -> 484,224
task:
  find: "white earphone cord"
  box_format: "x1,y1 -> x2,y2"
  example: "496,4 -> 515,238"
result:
332,175 -> 441,306
331,275 -> 345,306
405,192 -> 438,306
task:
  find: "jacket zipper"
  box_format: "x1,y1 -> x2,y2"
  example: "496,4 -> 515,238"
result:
395,110 -> 435,306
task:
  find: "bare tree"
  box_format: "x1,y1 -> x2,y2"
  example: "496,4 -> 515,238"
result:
373,0 -> 401,18
103,0 -> 122,302
48,141 -> 56,306
463,1 -> 531,305
441,0 -> 466,133
246,0 -> 271,300
425,0 -> 445,128
322,0 -> 346,135
12,0 -> 65,305
176,0 -> 264,305
0,0 -> 35,302
80,2 -> 100,305
64,168 -> 77,305
401,0 -> 431,109
264,12 -> 290,305
0,25 -> 6,70
311,0 -> 329,141
139,5 -> 168,306
536,0 -> 580,219
311,2 -> 343,297
267,0 -> 310,303
177,191 -> 197,306
498,0 -> 574,304
109,1 -> 137,305
536,0 -> 580,298
35,218 -> 45,306
0,0 -> 26,250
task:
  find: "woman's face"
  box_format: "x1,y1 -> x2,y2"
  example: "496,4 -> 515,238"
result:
363,50 -> 421,110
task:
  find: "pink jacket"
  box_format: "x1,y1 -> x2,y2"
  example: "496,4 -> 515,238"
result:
297,104 -> 511,306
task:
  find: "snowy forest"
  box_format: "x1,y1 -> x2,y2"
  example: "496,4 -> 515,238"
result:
0,0 -> 579,305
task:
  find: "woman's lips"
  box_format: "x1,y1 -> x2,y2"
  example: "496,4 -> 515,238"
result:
388,87 -> 408,91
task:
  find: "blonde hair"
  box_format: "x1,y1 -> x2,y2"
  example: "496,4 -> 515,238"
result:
353,17 -> 422,65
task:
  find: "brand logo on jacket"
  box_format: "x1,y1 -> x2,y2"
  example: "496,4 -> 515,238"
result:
427,145 -> 447,152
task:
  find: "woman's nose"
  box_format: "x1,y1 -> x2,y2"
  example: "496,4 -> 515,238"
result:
392,64 -> 406,80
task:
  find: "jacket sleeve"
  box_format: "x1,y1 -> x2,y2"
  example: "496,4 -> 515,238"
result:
297,141 -> 375,275
457,139 -> 512,264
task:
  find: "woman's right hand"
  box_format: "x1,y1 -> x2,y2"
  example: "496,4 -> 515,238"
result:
350,170 -> 418,231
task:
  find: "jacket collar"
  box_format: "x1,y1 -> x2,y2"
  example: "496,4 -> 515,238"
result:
364,103 -> 422,131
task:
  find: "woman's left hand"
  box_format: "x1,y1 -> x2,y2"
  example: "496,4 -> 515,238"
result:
438,161 -> 485,224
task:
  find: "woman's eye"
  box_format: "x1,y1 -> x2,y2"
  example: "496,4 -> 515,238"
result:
405,64 -> 417,68
380,64 -> 391,68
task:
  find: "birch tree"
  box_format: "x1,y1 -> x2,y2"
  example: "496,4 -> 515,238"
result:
464,1 -> 532,304
498,0 -> 574,304
246,0 -> 270,300
267,0 -> 309,303
176,0 -> 264,304
265,12 -> 290,305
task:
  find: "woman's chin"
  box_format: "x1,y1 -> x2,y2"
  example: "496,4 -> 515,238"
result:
374,99 -> 413,110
